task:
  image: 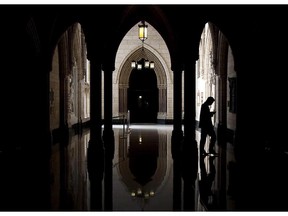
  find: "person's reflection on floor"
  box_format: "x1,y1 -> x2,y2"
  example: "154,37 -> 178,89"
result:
199,154 -> 216,210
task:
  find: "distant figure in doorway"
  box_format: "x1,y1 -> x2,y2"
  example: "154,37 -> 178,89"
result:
199,96 -> 216,156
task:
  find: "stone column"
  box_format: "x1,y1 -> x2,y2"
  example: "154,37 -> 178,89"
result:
102,65 -> 115,158
184,62 -> 196,142
87,57 -> 104,210
158,84 -> 167,118
182,62 -> 198,211
171,65 -> 183,159
102,64 -> 115,211
119,84 -> 128,116
215,36 -> 228,210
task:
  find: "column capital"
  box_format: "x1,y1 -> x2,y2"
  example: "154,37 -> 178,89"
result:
171,63 -> 184,73
102,62 -> 115,72
183,61 -> 196,71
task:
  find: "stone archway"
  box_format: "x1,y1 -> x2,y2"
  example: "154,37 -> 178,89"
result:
118,47 -> 168,123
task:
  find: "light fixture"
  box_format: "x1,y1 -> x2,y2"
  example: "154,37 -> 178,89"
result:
138,20 -> 148,42
137,63 -> 142,70
131,61 -> 136,68
130,189 -> 155,199
131,20 -> 155,70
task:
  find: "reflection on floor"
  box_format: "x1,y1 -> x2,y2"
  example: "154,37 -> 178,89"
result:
49,124 -> 288,211
113,125 -> 172,211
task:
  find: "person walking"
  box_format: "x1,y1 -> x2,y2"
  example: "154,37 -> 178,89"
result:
199,96 -> 216,156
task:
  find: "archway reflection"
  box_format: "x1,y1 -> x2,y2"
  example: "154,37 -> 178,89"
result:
113,125 -> 172,210
50,124 -> 227,211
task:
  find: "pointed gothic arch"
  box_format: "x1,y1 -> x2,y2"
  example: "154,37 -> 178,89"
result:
118,47 -> 168,122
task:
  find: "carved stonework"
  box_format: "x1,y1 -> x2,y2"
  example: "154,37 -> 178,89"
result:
209,73 -> 216,86
228,77 -> 237,113
209,50 -> 217,70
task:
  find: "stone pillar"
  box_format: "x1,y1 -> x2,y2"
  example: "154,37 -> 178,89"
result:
89,58 -> 104,150
87,57 -> 104,210
102,65 -> 115,158
182,62 -> 198,160
182,62 -> 198,211
158,84 -> 167,117
184,62 -> 196,142
102,64 -> 115,211
57,34 -> 70,138
216,37 -> 228,210
119,84 -> 128,115
171,65 -> 183,159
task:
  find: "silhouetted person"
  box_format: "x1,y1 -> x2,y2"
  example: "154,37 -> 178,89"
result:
199,96 -> 216,155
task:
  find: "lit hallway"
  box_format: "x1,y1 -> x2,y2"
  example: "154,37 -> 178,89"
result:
1,4 -> 288,212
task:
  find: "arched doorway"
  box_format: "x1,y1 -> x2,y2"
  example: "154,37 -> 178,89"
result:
128,58 -> 158,123
115,21 -> 172,124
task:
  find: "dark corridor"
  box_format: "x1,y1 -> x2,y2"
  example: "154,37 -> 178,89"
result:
128,63 -> 158,123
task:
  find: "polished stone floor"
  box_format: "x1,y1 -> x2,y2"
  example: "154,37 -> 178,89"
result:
1,124 -> 287,211
46,123 -> 288,212
49,124 -> 238,211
